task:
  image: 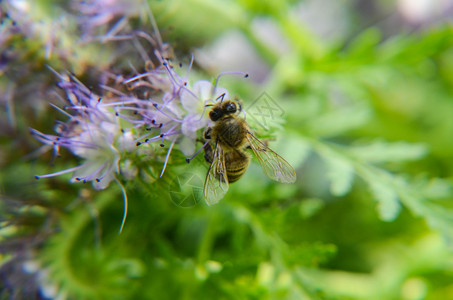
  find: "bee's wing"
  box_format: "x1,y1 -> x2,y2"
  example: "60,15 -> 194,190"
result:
203,141 -> 229,205
246,132 -> 296,183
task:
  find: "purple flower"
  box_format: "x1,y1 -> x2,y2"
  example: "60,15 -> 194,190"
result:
32,36 -> 248,195
32,72 -> 135,190
122,58 -> 241,161
72,0 -> 142,39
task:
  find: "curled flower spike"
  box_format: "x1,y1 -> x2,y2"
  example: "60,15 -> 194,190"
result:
33,60 -> 248,184
32,34 -> 248,232
72,0 -> 142,40
33,72 -> 135,190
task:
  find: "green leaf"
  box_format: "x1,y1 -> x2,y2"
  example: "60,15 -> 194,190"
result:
299,198 -> 325,220
368,178 -> 401,221
320,151 -> 355,196
349,140 -> 428,163
307,104 -> 371,137
274,133 -> 311,169
346,27 -> 382,57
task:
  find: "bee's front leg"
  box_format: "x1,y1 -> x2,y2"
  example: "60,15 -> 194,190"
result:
204,127 -> 212,140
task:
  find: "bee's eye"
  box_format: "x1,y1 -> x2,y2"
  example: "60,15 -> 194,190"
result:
225,102 -> 237,113
209,110 -> 221,121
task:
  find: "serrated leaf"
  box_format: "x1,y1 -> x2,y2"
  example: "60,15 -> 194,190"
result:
350,140 -> 428,163
274,133 -> 311,169
307,104 -> 371,137
368,180 -> 401,221
322,153 -> 355,196
418,178 -> 453,199
299,198 -> 325,219
346,27 -> 382,57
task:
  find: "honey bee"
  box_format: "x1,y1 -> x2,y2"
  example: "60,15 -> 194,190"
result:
201,98 -> 296,205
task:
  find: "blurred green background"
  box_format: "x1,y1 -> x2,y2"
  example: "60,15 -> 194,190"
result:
1,0 -> 453,299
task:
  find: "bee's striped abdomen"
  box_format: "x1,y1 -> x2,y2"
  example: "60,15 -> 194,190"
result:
225,150 -> 250,183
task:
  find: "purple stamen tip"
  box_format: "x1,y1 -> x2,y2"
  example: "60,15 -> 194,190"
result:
159,124 -> 163,128
159,134 -> 164,138
145,138 -> 149,142
34,175 -> 40,179
136,142 -> 142,146
160,143 -> 164,147
244,74 -> 249,78
153,103 -> 158,108
96,178 -> 100,182
75,177 -> 81,181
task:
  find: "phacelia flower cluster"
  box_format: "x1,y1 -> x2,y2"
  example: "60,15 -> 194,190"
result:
32,51 -> 245,190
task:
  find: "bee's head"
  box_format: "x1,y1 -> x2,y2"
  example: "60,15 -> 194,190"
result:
223,100 -> 238,113
209,108 -> 223,121
207,99 -> 242,122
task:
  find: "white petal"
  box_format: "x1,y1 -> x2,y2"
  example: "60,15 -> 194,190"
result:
118,131 -> 135,152
180,81 -> 209,112
179,136 -> 196,156
163,95 -> 184,118
182,115 -> 207,139
71,160 -> 104,181
193,80 -> 214,101
93,169 -> 115,190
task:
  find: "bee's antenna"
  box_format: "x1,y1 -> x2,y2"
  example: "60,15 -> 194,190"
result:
212,71 -> 249,100
216,93 -> 226,103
